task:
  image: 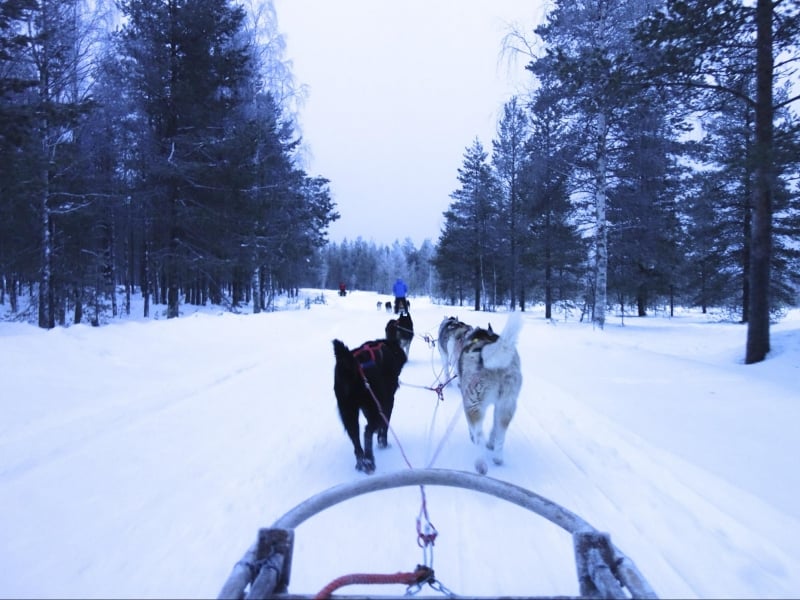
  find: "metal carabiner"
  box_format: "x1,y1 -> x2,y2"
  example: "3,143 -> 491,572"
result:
427,576 -> 457,597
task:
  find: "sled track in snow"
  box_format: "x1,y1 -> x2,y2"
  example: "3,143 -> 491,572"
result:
0,362 -> 260,481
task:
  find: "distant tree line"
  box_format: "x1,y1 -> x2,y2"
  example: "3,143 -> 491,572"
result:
304,237 -> 437,300
0,0 -> 337,326
2,0 -> 798,364
434,0 -> 799,364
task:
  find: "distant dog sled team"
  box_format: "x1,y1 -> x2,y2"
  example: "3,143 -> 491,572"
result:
374,277 -> 411,314
333,277 -> 523,475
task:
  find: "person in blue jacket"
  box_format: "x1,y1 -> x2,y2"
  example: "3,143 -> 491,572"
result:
392,277 -> 408,314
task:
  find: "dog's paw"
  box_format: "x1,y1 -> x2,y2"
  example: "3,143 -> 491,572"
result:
356,458 -> 376,474
474,458 -> 488,475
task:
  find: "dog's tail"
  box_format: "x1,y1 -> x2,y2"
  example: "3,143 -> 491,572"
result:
333,339 -> 356,372
482,311 -> 522,369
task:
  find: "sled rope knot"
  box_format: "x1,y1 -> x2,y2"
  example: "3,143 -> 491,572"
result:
422,332 -> 436,348
398,373 -> 456,402
416,485 -> 438,552
431,374 -> 457,401
314,564 -> 433,599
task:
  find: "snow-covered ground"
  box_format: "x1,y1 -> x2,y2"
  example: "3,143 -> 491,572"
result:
1,290 -> 799,598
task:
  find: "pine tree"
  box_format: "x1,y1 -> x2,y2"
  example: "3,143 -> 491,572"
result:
522,80 -> 587,319
528,0 -> 660,328
0,0 -> 39,314
116,0 -> 256,317
637,0 -> 800,362
436,138 -> 500,311
12,0 -> 98,328
492,96 -> 528,310
608,85 -> 685,317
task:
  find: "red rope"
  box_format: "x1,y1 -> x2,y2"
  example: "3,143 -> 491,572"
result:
315,565 -> 432,599
416,486 -> 438,548
350,365 -> 447,586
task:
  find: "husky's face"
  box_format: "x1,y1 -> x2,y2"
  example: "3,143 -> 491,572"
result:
441,317 -> 471,340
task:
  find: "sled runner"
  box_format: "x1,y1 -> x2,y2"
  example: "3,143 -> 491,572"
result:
218,468 -> 658,599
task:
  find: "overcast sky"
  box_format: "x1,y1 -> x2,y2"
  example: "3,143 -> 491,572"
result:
272,0 -> 547,247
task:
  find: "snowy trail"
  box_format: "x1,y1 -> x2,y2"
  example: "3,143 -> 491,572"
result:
526,379 -> 800,599
514,320 -> 800,599
2,291 -> 800,599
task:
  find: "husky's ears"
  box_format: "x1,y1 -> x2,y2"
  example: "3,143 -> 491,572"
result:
487,323 -> 494,333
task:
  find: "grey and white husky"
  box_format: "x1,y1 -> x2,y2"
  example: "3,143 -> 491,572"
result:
437,316 -> 473,378
456,311 -> 523,474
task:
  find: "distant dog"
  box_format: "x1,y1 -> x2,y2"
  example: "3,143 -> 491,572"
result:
384,301 -> 392,313
456,312 -> 523,474
437,316 -> 473,378
394,297 -> 410,314
333,337 -> 407,474
376,300 -> 382,310
385,310 -> 414,358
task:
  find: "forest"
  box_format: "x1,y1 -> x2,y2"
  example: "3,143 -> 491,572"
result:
0,0 -> 798,364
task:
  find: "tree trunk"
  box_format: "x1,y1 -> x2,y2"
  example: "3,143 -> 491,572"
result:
473,261 -> 481,312
73,287 -> 83,324
167,192 -> 180,318
510,178 -> 518,310
593,111 -> 609,330
38,172 -> 54,329
9,275 -> 18,313
252,267 -> 261,314
742,192 -> 751,323
142,220 -> 151,318
637,287 -> 647,317
544,213 -> 552,319
745,0 -> 773,364
741,115 -> 753,324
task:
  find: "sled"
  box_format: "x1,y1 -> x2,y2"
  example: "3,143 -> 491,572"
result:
217,468 -> 658,599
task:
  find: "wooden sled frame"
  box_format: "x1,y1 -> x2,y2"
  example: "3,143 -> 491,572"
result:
218,468 -> 658,599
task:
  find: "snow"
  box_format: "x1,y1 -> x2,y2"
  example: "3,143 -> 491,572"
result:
2,290 -> 799,599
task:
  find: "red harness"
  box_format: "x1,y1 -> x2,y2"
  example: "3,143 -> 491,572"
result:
352,341 -> 384,369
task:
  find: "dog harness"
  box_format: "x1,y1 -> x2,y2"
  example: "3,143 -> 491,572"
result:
463,328 -> 498,352
353,341 -> 384,369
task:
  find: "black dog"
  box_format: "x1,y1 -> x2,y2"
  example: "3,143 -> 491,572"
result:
385,310 -> 414,358
384,301 -> 392,313
333,337 -> 407,474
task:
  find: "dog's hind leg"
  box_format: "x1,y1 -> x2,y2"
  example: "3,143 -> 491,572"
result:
336,397 -> 369,472
438,346 -> 450,377
375,397 -> 394,449
360,422 -> 377,474
463,395 -> 490,473
377,424 -> 388,449
486,383 -> 519,465
346,419 -> 369,472
487,407 -> 513,466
